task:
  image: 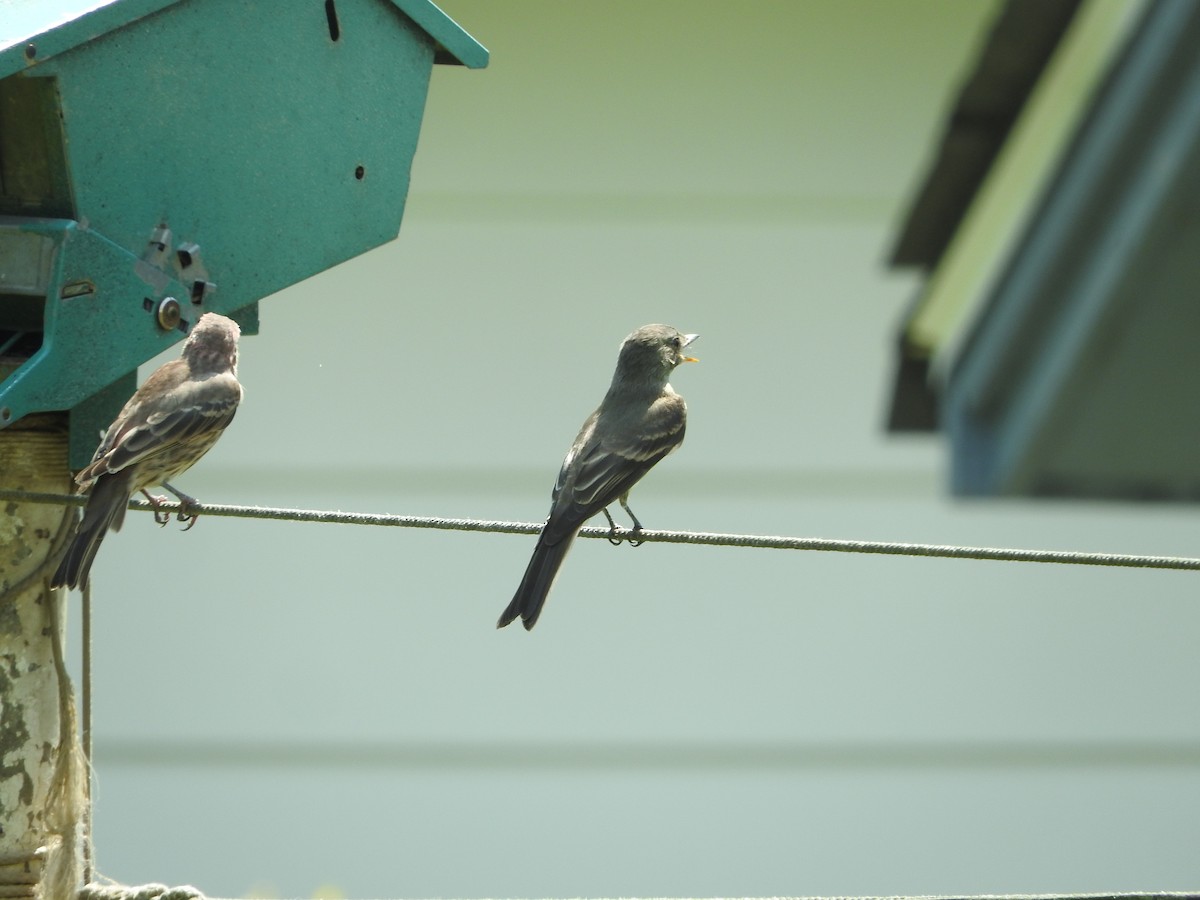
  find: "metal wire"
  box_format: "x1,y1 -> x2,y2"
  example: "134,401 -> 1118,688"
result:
2,488 -> 1198,571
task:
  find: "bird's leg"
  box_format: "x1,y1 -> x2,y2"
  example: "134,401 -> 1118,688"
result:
162,482 -> 202,531
140,490 -> 173,526
619,496 -> 645,547
602,507 -> 625,545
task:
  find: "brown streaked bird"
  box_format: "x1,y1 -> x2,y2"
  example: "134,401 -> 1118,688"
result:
51,312 -> 243,590
497,324 -> 698,631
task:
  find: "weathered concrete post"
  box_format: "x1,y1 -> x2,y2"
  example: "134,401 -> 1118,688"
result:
0,417 -> 87,899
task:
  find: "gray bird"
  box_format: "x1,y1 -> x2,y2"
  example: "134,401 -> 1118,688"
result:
52,312 -> 243,590
498,324 -> 698,630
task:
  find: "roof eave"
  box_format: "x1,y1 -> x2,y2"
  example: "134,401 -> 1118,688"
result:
0,0 -> 180,81
393,0 -> 488,69
0,0 -> 488,81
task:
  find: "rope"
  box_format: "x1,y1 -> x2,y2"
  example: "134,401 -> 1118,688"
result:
82,579 -> 94,884
42,581 -> 88,900
2,488 -> 1197,572
79,886 -> 205,900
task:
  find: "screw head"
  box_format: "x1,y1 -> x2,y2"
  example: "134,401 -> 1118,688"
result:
156,297 -> 181,331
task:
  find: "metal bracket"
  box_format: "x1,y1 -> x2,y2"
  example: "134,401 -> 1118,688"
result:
0,216 -> 256,466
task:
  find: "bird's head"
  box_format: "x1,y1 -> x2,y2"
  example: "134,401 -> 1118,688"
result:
618,324 -> 699,378
184,312 -> 241,374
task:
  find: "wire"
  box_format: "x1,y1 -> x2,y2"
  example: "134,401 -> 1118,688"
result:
90,737 -> 1200,771
3,488 -> 1198,572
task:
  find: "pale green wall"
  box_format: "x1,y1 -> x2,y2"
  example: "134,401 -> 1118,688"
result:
75,2 -> 1200,897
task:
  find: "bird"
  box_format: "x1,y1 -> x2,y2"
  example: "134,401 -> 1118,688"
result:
497,324 -> 698,631
51,312 -> 243,590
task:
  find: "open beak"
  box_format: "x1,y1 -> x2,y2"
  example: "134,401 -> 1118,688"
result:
681,333 -> 699,362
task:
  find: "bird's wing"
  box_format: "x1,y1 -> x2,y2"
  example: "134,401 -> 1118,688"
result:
78,372 -> 241,482
543,393 -> 686,542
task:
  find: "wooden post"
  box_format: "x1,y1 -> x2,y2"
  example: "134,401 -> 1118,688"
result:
0,415 -> 87,900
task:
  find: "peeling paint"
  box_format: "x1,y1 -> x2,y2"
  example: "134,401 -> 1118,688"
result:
0,510 -> 22,543
0,601 -> 20,636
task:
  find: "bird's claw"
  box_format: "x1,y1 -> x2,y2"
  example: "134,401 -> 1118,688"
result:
143,492 -> 172,526
603,524 -> 645,547
142,487 -> 201,530
601,508 -> 643,545
176,499 -> 200,531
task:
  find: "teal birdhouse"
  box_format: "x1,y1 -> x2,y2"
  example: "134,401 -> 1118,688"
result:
0,0 -> 486,464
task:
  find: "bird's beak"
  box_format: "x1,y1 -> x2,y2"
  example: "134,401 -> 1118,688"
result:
681,333 -> 699,362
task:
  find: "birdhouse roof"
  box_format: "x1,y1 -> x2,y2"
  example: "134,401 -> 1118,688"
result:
0,0 -> 487,80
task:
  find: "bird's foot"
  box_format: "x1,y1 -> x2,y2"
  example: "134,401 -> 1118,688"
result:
618,498 -> 644,547
162,483 -> 201,531
141,490 -> 172,526
176,497 -> 201,531
601,507 -> 645,546
602,508 -> 624,545
603,524 -> 644,547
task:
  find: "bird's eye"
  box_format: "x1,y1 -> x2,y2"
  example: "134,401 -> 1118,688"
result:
670,336 -> 682,348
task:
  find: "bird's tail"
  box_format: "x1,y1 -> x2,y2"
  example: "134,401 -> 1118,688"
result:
497,534 -> 574,631
51,473 -> 131,590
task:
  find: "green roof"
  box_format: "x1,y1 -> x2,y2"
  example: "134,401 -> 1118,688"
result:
0,0 -> 487,80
